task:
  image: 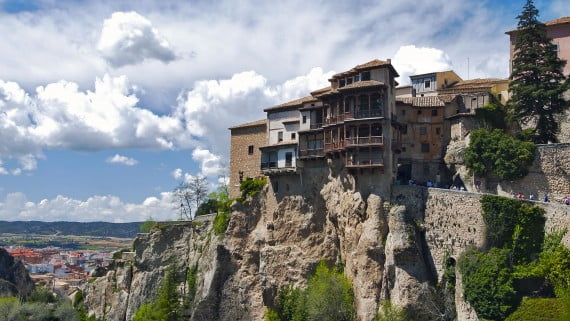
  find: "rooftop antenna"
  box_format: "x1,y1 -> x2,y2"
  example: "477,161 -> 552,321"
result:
467,57 -> 470,80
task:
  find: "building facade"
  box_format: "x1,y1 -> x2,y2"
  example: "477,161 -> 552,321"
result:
228,119 -> 267,198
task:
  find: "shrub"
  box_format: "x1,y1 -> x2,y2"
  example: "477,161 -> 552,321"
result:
27,286 -> 56,304
134,264 -> 180,321
465,129 -> 535,180
239,177 -> 267,203
375,301 -> 407,321
481,195 -> 545,264
476,97 -> 507,130
265,308 -> 281,321
184,265 -> 198,310
505,297 -> 567,321
140,218 -> 157,233
213,211 -> 230,235
459,248 -> 517,320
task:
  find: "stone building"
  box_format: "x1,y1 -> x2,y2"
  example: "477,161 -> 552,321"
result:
395,95 -> 458,184
228,119 -> 267,198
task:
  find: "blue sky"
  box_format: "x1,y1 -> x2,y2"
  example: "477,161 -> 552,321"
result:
0,0 -> 568,222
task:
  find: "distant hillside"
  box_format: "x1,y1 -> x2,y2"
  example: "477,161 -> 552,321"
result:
0,221 -> 143,238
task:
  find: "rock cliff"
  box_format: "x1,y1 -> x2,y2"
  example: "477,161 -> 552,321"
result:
83,164 -> 570,321
0,248 -> 34,298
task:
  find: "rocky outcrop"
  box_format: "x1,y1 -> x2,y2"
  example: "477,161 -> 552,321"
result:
0,248 -> 34,298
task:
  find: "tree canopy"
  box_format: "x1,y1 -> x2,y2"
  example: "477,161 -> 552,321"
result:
509,0 -> 569,143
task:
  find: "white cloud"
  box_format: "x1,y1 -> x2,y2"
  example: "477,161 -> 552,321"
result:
0,192 -> 177,222
171,168 -> 183,180
392,45 -> 453,85
106,154 -> 138,166
191,148 -> 225,177
97,11 -> 177,68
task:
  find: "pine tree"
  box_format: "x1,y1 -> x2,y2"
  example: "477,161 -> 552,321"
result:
509,0 -> 569,143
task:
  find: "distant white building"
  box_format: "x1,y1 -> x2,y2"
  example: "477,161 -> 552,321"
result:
26,263 -> 54,274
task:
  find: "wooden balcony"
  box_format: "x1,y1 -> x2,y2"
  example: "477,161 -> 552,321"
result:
324,141 -> 344,153
345,136 -> 384,148
346,157 -> 384,168
299,148 -> 325,158
345,108 -> 384,120
324,115 -> 345,126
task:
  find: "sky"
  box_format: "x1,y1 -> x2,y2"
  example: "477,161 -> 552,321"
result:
0,0 -> 568,222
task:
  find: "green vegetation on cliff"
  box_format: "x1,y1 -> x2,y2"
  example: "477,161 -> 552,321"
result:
266,261 -> 354,321
460,195 -> 570,320
464,129 -> 535,181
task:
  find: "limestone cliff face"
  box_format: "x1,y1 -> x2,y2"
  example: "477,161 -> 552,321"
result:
0,248 -> 34,298
84,166 -> 435,321
82,164 -> 570,321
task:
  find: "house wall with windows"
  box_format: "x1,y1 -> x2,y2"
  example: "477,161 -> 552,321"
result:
228,119 -> 267,198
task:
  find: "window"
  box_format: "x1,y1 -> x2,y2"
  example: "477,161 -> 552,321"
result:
401,125 -> 408,135
339,79 -> 346,87
302,115 -> 307,124
497,93 -> 502,101
361,71 -> 371,81
417,110 -> 422,115
436,127 -> 441,135
285,152 -> 293,167
424,80 -> 431,88
278,131 -> 283,142
431,109 -> 438,116
248,145 -> 254,155
346,77 -> 353,85
421,143 -> 430,153
401,109 -> 406,116
239,171 -> 244,183
420,127 -> 427,135
354,74 -> 361,82
552,42 -> 560,53
291,133 -> 296,140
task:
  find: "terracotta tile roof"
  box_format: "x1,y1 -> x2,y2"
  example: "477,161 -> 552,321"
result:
264,96 -> 318,112
506,16 -> 570,34
337,80 -> 386,91
439,78 -> 508,92
333,59 -> 399,78
396,95 -> 457,107
228,119 -> 267,130
310,86 -> 332,96
545,16 -> 570,26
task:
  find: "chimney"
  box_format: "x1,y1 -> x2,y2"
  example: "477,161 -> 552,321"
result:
387,58 -> 391,64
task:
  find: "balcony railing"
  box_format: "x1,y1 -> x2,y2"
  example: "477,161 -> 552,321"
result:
310,122 -> 323,129
324,141 -> 344,152
260,162 -> 278,170
345,136 -> 384,147
353,108 -> 383,119
324,115 -> 345,125
299,148 -> 324,158
346,157 -> 384,168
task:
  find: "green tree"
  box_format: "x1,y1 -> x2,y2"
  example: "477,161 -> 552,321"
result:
134,264 -> 180,321
459,248 -> 517,320
509,0 -> 569,143
306,261 -> 354,321
465,129 -> 535,180
195,198 -> 219,216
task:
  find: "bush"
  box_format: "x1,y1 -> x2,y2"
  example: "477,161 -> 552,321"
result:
213,211 -> 230,235
465,129 -> 535,180
195,199 -> 219,216
239,177 -> 267,203
265,308 -> 281,321
140,218 -> 157,233
476,97 -> 507,130
481,195 -> 545,264
27,286 -> 56,304
505,297 -> 568,321
459,248 -> 517,320
375,301 -> 407,321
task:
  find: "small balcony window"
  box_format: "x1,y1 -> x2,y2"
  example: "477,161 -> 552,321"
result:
339,79 -> 346,87
278,131 -> 283,142
361,71 -> 371,81
346,77 -> 353,85
248,145 -> 254,155
285,152 -> 293,167
431,109 -> 438,116
421,143 -> 430,153
354,74 -> 360,82
436,127 -> 441,135
291,133 -> 296,140
302,115 -> 307,124
401,125 -> 408,135
420,127 -> 427,135
424,80 -> 431,89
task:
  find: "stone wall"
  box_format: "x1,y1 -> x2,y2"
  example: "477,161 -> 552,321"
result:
490,143 -> 570,202
392,185 -> 570,279
229,122 -> 267,198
